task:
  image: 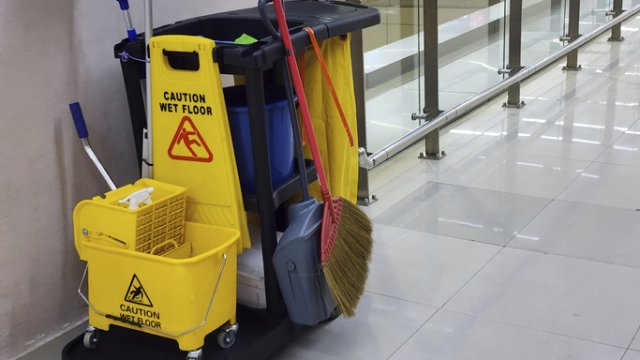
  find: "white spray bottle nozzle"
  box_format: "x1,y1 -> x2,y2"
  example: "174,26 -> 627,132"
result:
119,187 -> 154,210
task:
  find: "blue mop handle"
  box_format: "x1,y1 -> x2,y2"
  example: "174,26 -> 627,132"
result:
116,0 -> 138,42
69,102 -> 89,139
116,0 -> 129,10
68,102 -> 118,191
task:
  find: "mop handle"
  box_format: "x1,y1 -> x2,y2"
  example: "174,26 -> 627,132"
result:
115,0 -> 138,42
69,102 -> 118,191
69,102 -> 89,139
273,0 -> 333,206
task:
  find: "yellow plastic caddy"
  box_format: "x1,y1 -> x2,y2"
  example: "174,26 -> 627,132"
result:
74,178 -> 187,257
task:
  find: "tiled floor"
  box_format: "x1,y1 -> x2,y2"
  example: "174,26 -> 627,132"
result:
273,11 -> 640,360
20,5 -> 640,360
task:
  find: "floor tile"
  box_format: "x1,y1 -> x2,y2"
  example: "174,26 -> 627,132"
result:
558,162 -> 640,209
445,248 -> 640,347
509,200 -> 640,268
389,310 -> 625,360
18,321 -> 86,360
436,151 -> 589,198
597,122 -> 640,167
362,171 -> 435,220
367,224 -> 499,307
368,154 -> 438,192
375,183 -> 550,246
624,351 -> 640,360
271,292 -> 436,360
470,108 -> 615,162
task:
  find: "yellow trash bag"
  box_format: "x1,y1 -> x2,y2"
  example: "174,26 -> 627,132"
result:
299,34 -> 358,204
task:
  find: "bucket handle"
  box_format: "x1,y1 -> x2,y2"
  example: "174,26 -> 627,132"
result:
77,252 -> 228,337
150,239 -> 179,255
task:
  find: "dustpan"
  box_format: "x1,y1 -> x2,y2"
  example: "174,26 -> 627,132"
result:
260,1 -> 337,324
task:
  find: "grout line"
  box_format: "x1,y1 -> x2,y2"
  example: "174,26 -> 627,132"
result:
363,290 -> 439,308
620,324 -> 640,360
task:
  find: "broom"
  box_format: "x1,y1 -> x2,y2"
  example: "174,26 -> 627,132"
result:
272,0 -> 373,317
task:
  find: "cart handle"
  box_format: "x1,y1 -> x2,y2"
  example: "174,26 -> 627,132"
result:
78,252 -> 229,337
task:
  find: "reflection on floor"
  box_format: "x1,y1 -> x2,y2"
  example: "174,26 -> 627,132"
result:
272,10 -> 640,360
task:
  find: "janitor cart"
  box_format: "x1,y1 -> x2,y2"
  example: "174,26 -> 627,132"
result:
63,1 -> 379,359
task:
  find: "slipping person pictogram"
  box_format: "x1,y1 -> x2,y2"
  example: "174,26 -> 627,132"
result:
124,274 -> 153,307
168,116 -> 214,162
177,127 -> 202,158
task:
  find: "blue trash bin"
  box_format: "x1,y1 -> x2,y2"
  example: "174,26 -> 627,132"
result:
223,85 -> 295,194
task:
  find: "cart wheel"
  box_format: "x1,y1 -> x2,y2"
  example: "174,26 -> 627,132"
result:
82,328 -> 100,349
327,306 -> 342,322
186,348 -> 203,360
217,328 -> 237,349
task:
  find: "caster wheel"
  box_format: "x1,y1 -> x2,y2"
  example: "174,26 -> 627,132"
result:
322,306 -> 341,323
217,328 -> 237,349
82,329 -> 100,349
186,348 -> 203,360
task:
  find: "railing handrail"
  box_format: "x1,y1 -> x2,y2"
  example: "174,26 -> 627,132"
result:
359,3 -> 640,170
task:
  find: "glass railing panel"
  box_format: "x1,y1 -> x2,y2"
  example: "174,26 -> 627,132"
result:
437,1 -> 506,110
362,0 -> 423,152
361,0 -> 640,155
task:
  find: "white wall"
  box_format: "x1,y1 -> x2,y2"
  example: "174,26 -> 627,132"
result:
0,1 -> 254,359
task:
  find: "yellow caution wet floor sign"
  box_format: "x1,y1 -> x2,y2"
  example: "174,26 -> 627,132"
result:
150,35 -> 250,252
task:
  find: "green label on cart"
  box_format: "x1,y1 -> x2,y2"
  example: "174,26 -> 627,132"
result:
119,274 -> 162,329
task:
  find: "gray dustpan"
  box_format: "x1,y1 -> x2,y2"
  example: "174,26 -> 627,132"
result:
271,58 -> 337,326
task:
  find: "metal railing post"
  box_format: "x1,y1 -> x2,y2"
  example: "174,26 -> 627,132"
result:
419,0 -> 444,160
608,0 -> 624,42
348,0 -> 377,206
503,0 -> 525,108
564,0 -> 582,70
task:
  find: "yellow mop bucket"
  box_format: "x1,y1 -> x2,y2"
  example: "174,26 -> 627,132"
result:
78,221 -> 238,351
149,35 -> 250,253
73,178 -> 187,259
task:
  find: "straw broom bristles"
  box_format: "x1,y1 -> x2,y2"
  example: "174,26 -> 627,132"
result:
322,198 -> 373,317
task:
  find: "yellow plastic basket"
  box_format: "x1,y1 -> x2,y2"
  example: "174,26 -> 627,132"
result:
73,178 -> 187,259
78,222 -> 238,351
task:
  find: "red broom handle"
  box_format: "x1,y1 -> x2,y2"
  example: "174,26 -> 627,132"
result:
273,0 -> 333,206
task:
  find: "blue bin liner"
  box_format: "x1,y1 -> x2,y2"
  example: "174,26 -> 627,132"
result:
223,85 -> 294,194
